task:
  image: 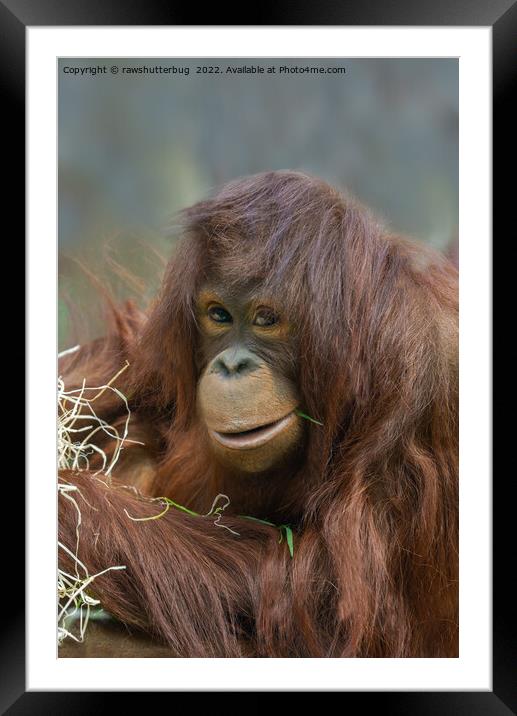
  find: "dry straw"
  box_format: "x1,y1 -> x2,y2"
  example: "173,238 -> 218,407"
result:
57,347 -> 141,645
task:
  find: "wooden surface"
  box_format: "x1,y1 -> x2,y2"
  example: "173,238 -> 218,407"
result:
59,620 -> 177,658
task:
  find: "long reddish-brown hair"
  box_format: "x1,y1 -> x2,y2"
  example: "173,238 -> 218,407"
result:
59,170 -> 458,657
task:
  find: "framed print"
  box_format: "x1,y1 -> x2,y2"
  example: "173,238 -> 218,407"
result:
55,54 -> 463,668
7,0 -> 510,710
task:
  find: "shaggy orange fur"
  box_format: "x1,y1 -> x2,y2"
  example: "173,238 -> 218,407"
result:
59,171 -> 458,657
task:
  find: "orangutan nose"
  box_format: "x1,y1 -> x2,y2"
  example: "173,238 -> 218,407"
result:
210,347 -> 260,378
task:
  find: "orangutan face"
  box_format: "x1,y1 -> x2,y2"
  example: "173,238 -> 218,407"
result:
196,284 -> 304,474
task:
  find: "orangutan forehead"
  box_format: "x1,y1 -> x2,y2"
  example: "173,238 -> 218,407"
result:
196,283 -> 283,312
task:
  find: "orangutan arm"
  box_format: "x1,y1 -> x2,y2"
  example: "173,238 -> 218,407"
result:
58,470 -> 295,657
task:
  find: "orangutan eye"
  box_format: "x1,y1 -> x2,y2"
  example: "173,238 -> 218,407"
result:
208,305 -> 233,324
253,308 -> 278,327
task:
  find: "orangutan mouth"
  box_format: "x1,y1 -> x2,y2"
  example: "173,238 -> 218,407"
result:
210,412 -> 297,450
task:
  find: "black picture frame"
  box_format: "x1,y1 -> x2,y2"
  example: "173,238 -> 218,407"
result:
7,0 -> 510,711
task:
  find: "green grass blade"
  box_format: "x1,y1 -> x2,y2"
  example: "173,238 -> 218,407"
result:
239,515 -> 276,527
283,526 -> 294,558
295,409 -> 323,426
162,498 -> 199,517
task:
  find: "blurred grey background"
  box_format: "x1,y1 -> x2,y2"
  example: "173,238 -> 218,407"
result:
58,58 -> 458,350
